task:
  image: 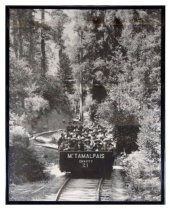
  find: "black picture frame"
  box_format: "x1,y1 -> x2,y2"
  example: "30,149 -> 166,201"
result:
6,5 -> 165,205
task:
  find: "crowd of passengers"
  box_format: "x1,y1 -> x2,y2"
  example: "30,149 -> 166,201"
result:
58,122 -> 116,152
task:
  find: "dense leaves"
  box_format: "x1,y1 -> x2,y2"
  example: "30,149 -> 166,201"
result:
9,145 -> 49,184
68,9 -> 162,200
9,9 -> 73,184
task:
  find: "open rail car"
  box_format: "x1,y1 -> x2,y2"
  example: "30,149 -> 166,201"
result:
58,118 -> 116,175
59,151 -> 114,175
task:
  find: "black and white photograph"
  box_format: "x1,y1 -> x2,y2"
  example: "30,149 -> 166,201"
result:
6,6 -> 165,204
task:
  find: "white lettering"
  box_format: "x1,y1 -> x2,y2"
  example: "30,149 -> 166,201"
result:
67,153 -> 105,159
67,154 -> 74,158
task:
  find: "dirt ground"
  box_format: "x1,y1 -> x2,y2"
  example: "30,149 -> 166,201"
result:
9,164 -> 67,201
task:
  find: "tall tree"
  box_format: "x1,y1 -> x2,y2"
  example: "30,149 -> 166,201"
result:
49,10 -> 74,95
41,9 -> 46,77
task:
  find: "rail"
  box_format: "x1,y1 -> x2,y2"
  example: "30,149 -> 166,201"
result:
56,177 -> 71,201
56,177 -> 104,201
96,178 -> 103,201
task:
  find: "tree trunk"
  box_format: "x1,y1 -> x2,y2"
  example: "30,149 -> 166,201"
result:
28,10 -> 34,67
41,9 -> 46,77
79,72 -> 83,121
79,30 -> 84,122
12,12 -> 19,58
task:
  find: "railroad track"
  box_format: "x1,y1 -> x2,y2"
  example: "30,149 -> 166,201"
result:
56,177 -> 111,201
56,177 -> 104,201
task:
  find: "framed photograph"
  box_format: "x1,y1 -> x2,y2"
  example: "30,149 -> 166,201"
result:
6,5 -> 165,204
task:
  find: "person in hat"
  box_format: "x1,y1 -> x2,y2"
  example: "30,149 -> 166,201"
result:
101,137 -> 110,151
93,139 -> 102,151
60,137 -> 69,151
99,136 -> 104,148
73,140 -> 78,151
97,131 -> 104,140
77,138 -> 84,151
89,133 -> 95,150
59,141 -> 64,151
94,142 -> 101,151
84,138 -> 93,151
68,138 -> 76,151
83,132 -> 89,140
76,134 -> 81,140
107,142 -> 115,152
101,141 -> 107,151
58,133 -> 66,149
96,132 -> 102,143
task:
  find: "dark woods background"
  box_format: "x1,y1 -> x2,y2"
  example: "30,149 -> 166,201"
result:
7,7 -> 164,202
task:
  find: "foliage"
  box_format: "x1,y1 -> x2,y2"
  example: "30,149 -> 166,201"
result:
9,145 -> 49,184
10,111 -> 26,126
9,51 -> 33,113
122,151 -> 161,201
9,9 -> 73,132
138,104 -> 161,160
9,9 -> 74,185
10,125 -> 29,147
69,9 -> 162,200
24,95 -> 49,113
96,99 -> 115,123
59,51 -> 74,94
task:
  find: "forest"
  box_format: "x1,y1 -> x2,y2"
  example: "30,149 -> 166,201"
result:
9,8 -> 162,201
